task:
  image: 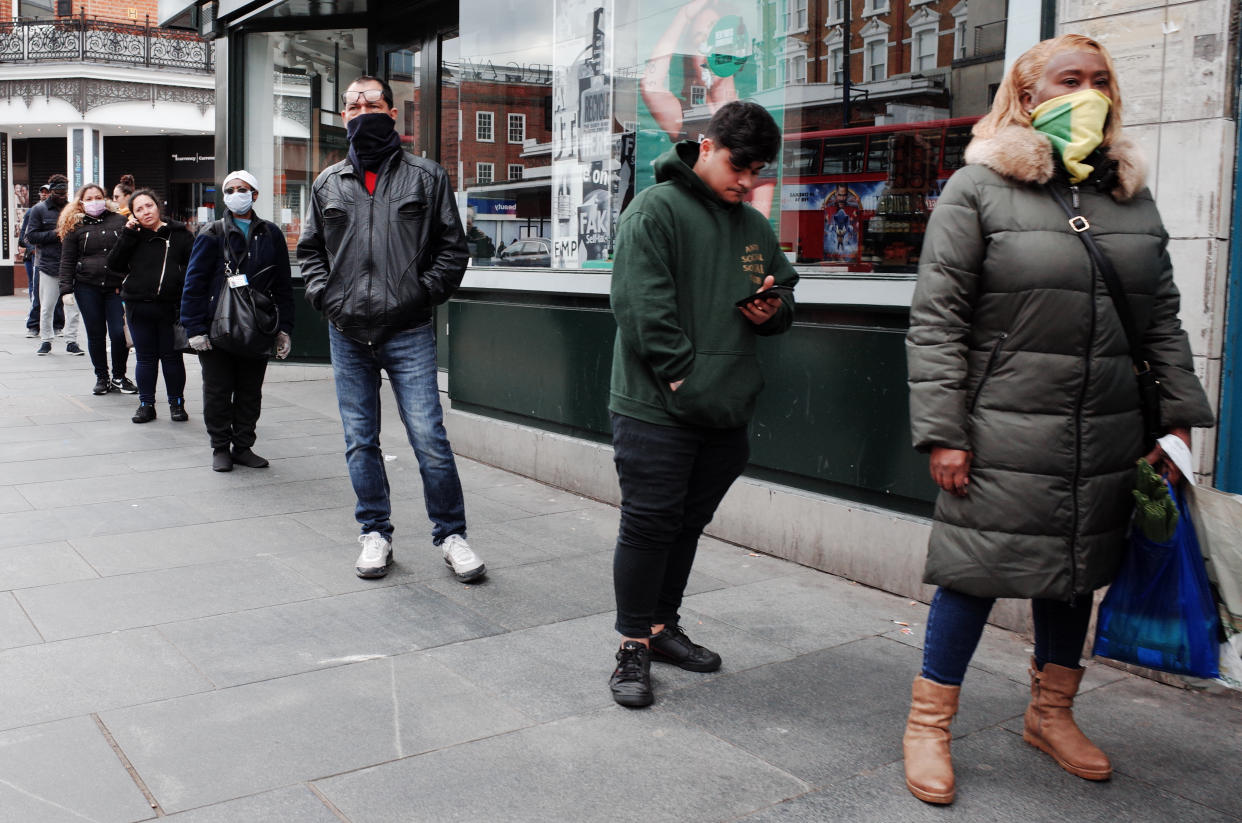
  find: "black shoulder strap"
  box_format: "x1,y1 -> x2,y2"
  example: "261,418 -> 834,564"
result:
1047,185 -> 1146,373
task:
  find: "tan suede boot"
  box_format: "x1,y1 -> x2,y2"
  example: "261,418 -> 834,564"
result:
1023,659 -> 1112,780
903,675 -> 960,804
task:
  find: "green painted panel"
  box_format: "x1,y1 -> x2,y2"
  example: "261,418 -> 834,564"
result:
288,281 -> 331,360
447,296 -> 938,507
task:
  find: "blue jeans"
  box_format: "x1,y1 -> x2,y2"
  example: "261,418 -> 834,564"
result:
75,283 -> 129,380
611,412 -> 750,637
328,323 -> 466,543
921,586 -> 1094,686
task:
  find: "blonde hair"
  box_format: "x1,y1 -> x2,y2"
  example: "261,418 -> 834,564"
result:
57,183 -> 113,240
973,34 -> 1123,146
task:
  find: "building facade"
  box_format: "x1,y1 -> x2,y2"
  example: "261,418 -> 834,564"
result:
169,0 -> 1240,631
1,0 -> 216,288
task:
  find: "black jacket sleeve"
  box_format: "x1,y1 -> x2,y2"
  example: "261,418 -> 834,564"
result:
58,230 -> 80,295
417,167 -> 469,306
296,180 -> 329,312
107,227 -> 141,273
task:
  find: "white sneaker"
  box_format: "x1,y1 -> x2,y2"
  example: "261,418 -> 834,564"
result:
441,534 -> 485,582
355,532 -> 392,579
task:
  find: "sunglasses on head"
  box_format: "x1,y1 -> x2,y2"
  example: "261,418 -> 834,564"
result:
342,88 -> 385,106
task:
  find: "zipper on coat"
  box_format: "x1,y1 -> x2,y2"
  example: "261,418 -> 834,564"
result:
1067,183 -> 1093,597
967,332 -> 1008,413
155,237 -> 171,297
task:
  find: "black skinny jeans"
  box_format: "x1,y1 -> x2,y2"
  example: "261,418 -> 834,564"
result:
198,348 -> 268,450
126,301 -> 185,404
74,283 -> 128,380
611,412 -> 749,638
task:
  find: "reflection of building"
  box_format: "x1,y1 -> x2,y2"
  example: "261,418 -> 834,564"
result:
1,0 -> 216,284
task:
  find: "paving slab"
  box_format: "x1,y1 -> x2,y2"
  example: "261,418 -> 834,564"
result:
0,539 -> 97,590
158,785 -> 341,822
0,590 -> 41,650
0,715 -> 155,823
0,627 -> 211,730
14,555 -> 329,641
100,652 -> 533,813
314,708 -> 811,823
0,494 -> 210,550
159,582 -> 504,687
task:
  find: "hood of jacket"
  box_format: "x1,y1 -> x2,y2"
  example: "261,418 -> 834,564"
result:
653,141 -> 741,209
963,125 -> 1146,202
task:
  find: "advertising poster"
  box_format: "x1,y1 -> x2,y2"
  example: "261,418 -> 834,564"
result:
635,0 -> 781,217
552,1 -> 614,268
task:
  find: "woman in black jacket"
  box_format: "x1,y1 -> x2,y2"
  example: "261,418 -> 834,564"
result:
106,189 -> 194,424
57,183 -> 134,396
181,170 -> 294,472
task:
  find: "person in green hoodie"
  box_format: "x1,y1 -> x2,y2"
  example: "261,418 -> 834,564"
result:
607,100 -> 797,708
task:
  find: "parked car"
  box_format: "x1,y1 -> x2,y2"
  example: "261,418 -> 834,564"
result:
497,237 -> 552,267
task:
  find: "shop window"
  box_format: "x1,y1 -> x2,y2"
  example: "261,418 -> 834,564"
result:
507,113 -> 526,144
476,111 -> 495,142
477,162 -> 494,184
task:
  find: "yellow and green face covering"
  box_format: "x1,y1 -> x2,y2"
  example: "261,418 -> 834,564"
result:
1030,88 -> 1111,184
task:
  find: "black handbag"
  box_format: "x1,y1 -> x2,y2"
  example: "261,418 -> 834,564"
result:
207,224 -> 279,358
172,318 -> 193,354
1048,185 -> 1162,448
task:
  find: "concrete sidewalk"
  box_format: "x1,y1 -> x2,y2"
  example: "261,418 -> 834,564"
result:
0,292 -> 1238,823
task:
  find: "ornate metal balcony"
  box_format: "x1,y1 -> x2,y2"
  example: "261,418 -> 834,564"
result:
0,15 -> 214,73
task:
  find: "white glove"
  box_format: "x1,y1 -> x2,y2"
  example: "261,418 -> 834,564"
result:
189,335 -> 212,351
275,331 -> 291,360
61,293 -> 75,306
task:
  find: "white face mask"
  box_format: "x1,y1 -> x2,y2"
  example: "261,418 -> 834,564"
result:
223,190 -> 253,215
83,200 -> 107,217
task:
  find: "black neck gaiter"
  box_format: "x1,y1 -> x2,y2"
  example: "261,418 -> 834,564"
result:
347,113 -> 402,177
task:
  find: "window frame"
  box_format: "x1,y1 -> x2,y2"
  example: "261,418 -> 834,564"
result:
864,37 -> 888,82
507,112 -> 525,144
476,110 -> 494,143
476,161 -> 494,184
912,26 -> 938,72
507,163 -> 524,180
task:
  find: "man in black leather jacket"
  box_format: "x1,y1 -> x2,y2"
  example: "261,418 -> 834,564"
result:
298,75 -> 484,585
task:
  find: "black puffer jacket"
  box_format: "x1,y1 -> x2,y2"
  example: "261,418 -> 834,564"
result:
297,149 -> 468,345
906,126 -> 1214,601
107,220 -> 194,304
59,211 -> 127,294
24,198 -> 66,278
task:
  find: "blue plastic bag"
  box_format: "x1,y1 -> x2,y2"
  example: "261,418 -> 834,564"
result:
1093,482 -> 1220,678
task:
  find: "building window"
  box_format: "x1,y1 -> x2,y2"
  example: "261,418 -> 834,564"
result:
507,113 -> 525,144
829,47 -> 844,84
826,0 -> 846,24
507,164 -> 524,180
784,0 -> 808,32
865,0 -> 890,14
913,27 -> 938,72
785,54 -> 807,85
476,111 -> 494,143
865,38 -> 887,81
476,163 -> 494,184
690,85 -> 706,106
954,19 -> 968,59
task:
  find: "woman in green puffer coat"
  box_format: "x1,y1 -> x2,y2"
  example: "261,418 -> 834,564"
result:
901,34 -> 1213,806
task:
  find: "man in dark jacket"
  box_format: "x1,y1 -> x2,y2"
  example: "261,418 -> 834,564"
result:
297,75 -> 483,584
20,183 -> 61,337
26,175 -> 81,355
606,101 -> 797,708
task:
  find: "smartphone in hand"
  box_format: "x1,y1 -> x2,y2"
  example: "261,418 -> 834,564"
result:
734,283 -> 794,309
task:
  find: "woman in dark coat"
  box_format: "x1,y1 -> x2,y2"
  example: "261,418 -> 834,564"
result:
57,183 -> 133,396
107,189 -> 195,424
902,34 -> 1213,805
180,170 -> 294,472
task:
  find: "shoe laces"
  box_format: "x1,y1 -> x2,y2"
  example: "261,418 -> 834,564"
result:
442,534 -> 475,564
614,643 -> 648,679
357,533 -> 388,563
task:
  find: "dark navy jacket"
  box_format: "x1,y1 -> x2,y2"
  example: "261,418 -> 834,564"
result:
180,212 -> 294,339
24,199 -> 66,277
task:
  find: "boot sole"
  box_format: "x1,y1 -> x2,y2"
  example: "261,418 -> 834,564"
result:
905,779 -> 954,805
1022,732 -> 1112,781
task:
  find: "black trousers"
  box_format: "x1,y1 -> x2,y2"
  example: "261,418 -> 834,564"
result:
611,412 -> 749,638
199,349 -> 268,450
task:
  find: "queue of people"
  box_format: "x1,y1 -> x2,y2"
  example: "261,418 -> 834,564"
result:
11,33 -> 1220,807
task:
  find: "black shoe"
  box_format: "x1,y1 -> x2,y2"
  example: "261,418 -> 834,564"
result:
66,341 -> 85,355
609,641 -> 654,708
212,447 -> 233,472
92,376 -> 110,395
110,376 -> 138,394
649,624 -> 722,672
36,341 -> 51,355
169,397 -> 189,422
131,403 -> 156,424
231,447 -> 269,468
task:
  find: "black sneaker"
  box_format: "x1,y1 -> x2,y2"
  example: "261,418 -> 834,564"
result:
111,376 -> 138,394
649,624 -> 722,672
92,376 -> 110,395
230,447 -> 269,468
36,341 -> 51,355
66,341 -> 85,355
131,403 -> 156,424
609,641 -> 654,708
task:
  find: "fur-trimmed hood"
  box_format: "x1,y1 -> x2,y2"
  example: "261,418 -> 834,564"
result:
963,125 -> 1146,202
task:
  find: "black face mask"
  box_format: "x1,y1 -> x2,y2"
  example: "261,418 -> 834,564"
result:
346,112 -> 401,175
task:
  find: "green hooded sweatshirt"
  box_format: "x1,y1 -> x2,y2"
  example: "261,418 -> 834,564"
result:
609,141 -> 797,429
